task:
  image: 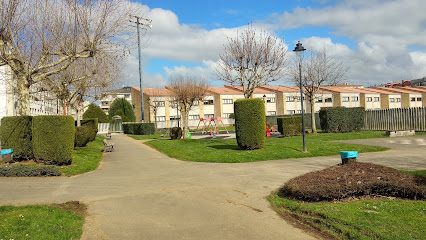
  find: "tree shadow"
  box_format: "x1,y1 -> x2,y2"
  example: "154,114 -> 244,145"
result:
207,145 -> 242,150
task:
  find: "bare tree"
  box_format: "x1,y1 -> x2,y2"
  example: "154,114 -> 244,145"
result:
0,0 -> 139,115
290,48 -> 348,133
167,76 -> 209,139
216,25 -> 288,98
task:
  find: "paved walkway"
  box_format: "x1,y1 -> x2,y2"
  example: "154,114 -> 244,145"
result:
0,135 -> 425,239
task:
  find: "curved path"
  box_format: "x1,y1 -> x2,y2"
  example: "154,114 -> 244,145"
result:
0,134 -> 425,239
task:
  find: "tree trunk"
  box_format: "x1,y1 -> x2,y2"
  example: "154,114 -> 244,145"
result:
17,75 -> 30,115
76,107 -> 81,126
66,103 -> 72,116
310,98 -> 317,134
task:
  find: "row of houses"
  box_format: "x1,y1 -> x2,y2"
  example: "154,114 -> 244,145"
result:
100,84 -> 426,129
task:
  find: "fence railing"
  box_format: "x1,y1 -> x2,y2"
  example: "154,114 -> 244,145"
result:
98,123 -> 110,134
364,107 -> 426,131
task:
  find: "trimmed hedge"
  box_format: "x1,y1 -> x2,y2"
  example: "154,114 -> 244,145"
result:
75,126 -> 92,147
319,107 -> 364,133
234,99 -> 266,150
133,123 -> 155,135
277,117 -> 302,137
0,116 -> 33,161
122,123 -> 134,134
0,165 -> 61,177
80,118 -> 98,141
32,116 -> 75,165
170,127 -> 182,140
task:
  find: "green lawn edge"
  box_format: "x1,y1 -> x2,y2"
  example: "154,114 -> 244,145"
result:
59,135 -> 105,176
268,192 -> 426,240
143,131 -> 389,163
0,203 -> 84,240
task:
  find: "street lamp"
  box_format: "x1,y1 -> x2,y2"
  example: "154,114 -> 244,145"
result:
293,41 -> 307,153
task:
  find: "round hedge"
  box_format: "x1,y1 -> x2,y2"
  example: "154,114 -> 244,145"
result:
83,103 -> 109,123
75,126 -> 92,147
234,98 -> 266,150
32,116 -> 75,165
0,116 -> 33,161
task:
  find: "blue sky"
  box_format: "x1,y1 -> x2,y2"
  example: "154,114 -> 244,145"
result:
121,0 -> 426,88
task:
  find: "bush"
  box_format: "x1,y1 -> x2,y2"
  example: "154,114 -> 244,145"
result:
0,165 -> 61,177
109,98 -> 135,122
170,127 -> 182,140
133,123 -> 155,135
279,162 -> 425,202
82,103 -> 109,123
0,116 -> 33,161
277,117 -> 302,137
74,126 -> 92,147
319,107 -> 364,133
234,99 -> 265,150
32,116 -> 75,165
80,118 -> 98,141
122,123 -> 135,134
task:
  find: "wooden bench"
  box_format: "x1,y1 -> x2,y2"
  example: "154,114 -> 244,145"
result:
103,139 -> 114,152
106,132 -> 112,139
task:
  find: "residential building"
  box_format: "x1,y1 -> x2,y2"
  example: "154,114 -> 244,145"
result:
372,87 -> 423,108
100,87 -> 133,115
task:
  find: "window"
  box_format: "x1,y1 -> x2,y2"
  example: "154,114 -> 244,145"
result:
155,116 -> 165,122
417,97 -> 422,101
315,97 -> 323,103
366,97 -> 372,102
286,96 -> 294,102
342,97 -> 349,102
170,101 -> 178,108
396,98 -> 401,102
351,96 -> 359,102
266,97 -> 275,103
193,100 -> 199,106
222,99 -> 233,104
374,97 -> 380,102
223,113 -> 232,119
204,114 -> 214,119
287,110 -> 295,115
203,100 -> 214,105
153,101 -> 165,107
325,97 -> 332,103
411,97 -> 416,102
189,115 -> 200,120
267,111 -> 276,116
170,116 -> 181,121
297,110 -> 305,114
390,98 -> 395,103
296,96 -> 302,102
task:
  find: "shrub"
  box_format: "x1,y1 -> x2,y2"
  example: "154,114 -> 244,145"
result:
133,123 -> 155,135
0,165 -> 61,177
122,123 -> 135,134
277,117 -> 302,137
279,162 -> 425,202
82,103 -> 109,123
74,126 -> 92,147
319,107 -> 364,133
32,116 -> 75,165
109,98 -> 135,122
234,99 -> 265,150
0,116 -> 33,161
170,127 -> 182,140
80,118 -> 98,141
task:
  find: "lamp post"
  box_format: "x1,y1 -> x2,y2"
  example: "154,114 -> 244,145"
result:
293,41 -> 307,153
262,94 -> 267,115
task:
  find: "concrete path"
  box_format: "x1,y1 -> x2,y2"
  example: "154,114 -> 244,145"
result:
0,134 -> 425,239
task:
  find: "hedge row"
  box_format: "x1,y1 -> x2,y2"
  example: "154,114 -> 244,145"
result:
0,116 -> 33,161
122,123 -> 155,135
319,107 -> 364,133
234,99 -> 265,150
277,117 -> 303,137
0,165 -> 61,177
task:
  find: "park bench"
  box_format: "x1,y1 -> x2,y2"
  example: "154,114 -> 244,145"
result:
103,139 -> 114,152
106,132 -> 112,139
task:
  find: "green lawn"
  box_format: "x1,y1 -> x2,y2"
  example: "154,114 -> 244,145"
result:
0,203 -> 84,240
128,131 -> 169,140
268,192 -> 426,240
59,135 -> 105,176
144,131 -> 388,163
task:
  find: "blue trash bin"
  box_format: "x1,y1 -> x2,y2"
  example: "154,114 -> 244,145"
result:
340,151 -> 357,164
1,149 -> 14,163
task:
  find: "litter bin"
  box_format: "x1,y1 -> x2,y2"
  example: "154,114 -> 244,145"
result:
1,149 -> 14,163
340,151 -> 357,165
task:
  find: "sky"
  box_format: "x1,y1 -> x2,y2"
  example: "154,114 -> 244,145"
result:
120,0 -> 426,89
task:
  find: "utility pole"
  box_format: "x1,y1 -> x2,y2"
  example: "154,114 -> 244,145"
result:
130,16 -> 152,122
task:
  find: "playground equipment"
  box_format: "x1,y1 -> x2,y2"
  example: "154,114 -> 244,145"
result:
195,117 -> 229,135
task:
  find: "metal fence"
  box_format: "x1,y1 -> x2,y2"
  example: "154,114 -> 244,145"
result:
364,107 -> 426,131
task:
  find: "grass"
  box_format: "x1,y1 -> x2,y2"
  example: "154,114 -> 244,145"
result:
268,192 -> 426,240
189,126 -> 235,132
128,131 -> 168,140
144,131 -> 388,163
402,170 -> 426,177
59,135 -> 105,176
0,202 -> 85,240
